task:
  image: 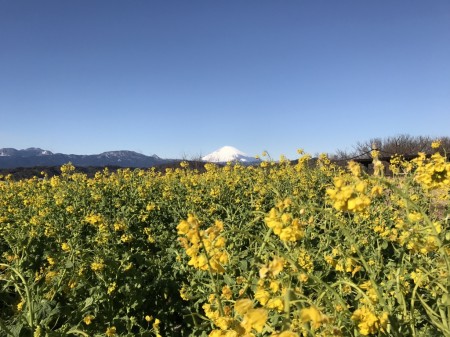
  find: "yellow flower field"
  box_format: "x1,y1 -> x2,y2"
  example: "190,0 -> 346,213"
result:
0,146 -> 449,336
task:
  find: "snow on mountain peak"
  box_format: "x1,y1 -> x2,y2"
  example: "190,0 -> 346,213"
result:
202,146 -> 259,163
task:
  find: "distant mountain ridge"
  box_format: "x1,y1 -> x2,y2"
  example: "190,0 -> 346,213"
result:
0,147 -> 169,168
0,147 -> 53,157
0,146 -> 261,169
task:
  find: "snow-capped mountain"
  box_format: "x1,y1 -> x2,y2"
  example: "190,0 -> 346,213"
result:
202,146 -> 260,163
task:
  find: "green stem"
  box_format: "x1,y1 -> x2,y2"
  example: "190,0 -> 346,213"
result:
197,227 -> 225,316
238,226 -> 274,298
66,329 -> 90,337
0,263 -> 34,331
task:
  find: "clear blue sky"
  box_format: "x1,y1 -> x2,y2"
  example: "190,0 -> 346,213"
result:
1,1 -> 449,159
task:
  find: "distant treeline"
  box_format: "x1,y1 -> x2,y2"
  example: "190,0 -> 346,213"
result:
0,160 -> 217,180
332,134 -> 450,160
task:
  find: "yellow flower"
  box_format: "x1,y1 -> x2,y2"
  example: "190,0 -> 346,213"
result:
105,326 -> 116,336
60,163 -> 75,174
407,212 -> 423,222
241,308 -> 268,333
327,176 -> 371,212
268,257 -> 285,276
83,315 -> 94,325
17,300 -> 25,311
351,307 -> 388,335
370,150 -> 380,159
300,306 -> 328,329
299,273 -> 308,282
221,285 -> 233,300
152,318 -> 161,331
269,280 -> 280,292
120,234 -> 132,243
180,284 -> 190,301
254,288 -> 270,305
91,259 -> 105,272
107,282 -> 117,294
146,203 -> 156,211
410,269 -> 429,287
413,153 -> 450,190
371,185 -> 383,197
61,242 -> 70,251
145,315 -> 153,322
235,299 -> 254,316
114,222 -> 126,231
215,317 -> 234,330
85,214 -> 103,225
348,161 -> 362,176
432,140 -> 442,149
267,298 -> 284,312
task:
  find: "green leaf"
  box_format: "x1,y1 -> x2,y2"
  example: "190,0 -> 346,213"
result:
441,293 -> 450,306
223,274 -> 232,285
239,260 -> 248,272
82,297 -> 93,311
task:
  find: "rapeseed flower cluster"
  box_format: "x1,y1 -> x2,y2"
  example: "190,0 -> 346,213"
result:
264,199 -> 305,242
177,214 -> 228,273
395,213 -> 441,254
351,307 -> 388,336
413,152 -> 450,191
207,298 -> 268,337
326,162 -> 371,212
324,251 -> 361,277
299,306 -> 330,330
255,257 -> 285,312
389,154 -> 413,175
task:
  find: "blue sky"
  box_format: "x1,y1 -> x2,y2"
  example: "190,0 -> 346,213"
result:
1,1 -> 449,159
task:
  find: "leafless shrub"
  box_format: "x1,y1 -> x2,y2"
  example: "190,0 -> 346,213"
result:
333,134 -> 450,160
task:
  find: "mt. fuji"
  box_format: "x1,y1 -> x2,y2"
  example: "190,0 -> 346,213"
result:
202,146 -> 260,163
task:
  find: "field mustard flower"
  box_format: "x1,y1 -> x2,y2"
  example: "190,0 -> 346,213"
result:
241,308 -> 267,333
107,282 -> 117,294
413,153 -> 450,190
351,307 -> 388,335
91,259 -> 105,272
300,306 -> 328,329
83,315 -> 94,325
327,176 -> 370,212
105,326 -> 116,336
432,140 -> 442,149
17,300 -> 25,312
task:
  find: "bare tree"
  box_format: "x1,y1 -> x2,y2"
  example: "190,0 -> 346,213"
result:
333,134 -> 450,160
